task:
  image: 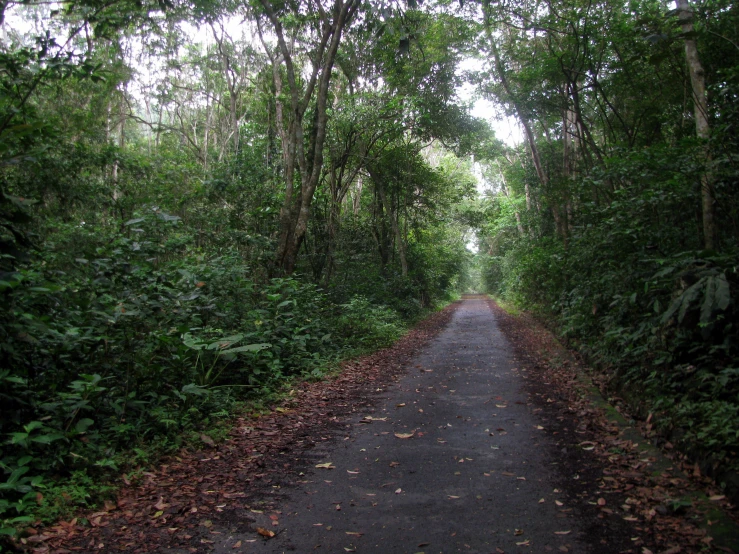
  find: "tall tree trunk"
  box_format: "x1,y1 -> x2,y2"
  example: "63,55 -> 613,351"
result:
258,0 -> 361,274
499,166 -> 524,236
677,0 -> 716,250
487,33 -> 549,205
370,168 -> 408,277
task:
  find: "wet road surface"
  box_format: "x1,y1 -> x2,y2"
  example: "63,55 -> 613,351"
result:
216,297 -> 592,553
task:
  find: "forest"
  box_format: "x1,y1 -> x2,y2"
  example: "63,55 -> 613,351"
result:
0,0 -> 737,539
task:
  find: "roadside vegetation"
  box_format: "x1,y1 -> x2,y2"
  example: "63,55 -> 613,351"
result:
474,0 -> 739,494
1,0 -> 738,542
0,0 -> 486,538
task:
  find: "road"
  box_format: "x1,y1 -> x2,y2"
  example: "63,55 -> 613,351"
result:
214,297 -> 611,553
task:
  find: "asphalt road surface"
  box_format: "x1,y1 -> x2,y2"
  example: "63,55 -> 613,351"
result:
217,297 -> 597,553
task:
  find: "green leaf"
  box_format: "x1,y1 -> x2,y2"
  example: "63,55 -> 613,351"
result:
700,276 -> 717,324
75,418 -> 94,433
206,334 -> 243,350
5,466 -> 29,485
181,383 -> 209,396
662,279 -> 704,324
23,421 -> 43,433
715,274 -> 731,311
678,280 -> 704,323
220,343 -> 271,354
182,333 -> 206,350
30,433 -> 65,444
9,433 -> 28,445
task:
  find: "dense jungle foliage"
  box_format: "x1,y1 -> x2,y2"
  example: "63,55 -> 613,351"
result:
474,0 -> 739,492
0,0 -> 486,534
1,0 -> 738,538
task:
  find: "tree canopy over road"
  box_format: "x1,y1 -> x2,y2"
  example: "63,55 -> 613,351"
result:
0,0 -> 737,540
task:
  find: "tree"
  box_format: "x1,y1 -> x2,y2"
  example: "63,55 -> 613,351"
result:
255,0 -> 361,274
676,0 -> 715,250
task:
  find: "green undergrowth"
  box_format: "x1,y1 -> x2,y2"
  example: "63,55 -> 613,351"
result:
0,296 -> 425,539
491,244 -> 739,490
487,295 -> 520,316
482,145 -> 739,494
509,295 -> 739,551
0,209 -> 448,540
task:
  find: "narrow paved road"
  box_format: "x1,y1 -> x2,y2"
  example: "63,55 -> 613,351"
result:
218,297 -> 593,553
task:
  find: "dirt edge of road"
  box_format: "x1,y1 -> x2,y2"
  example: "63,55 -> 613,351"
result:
19,303 -> 460,554
487,296 -> 739,554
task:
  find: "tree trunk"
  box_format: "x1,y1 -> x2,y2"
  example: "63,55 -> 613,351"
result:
258,0 -> 361,274
499,167 -> 524,236
370,168 -> 408,277
677,0 -> 716,250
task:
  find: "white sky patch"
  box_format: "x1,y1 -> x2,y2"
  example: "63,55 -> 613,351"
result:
456,57 -> 523,148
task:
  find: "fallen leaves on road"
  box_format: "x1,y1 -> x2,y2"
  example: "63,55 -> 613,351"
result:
256,527 -> 275,538
394,431 -> 415,439
488,298 -> 739,554
29,304 -> 457,553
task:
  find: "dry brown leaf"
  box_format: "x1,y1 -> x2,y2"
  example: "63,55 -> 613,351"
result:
256,527 -> 275,538
315,462 -> 335,469
554,530 -> 571,535
394,431 -> 415,439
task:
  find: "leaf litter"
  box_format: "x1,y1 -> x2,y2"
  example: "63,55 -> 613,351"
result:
488,298 -> 739,554
30,305 -> 457,553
